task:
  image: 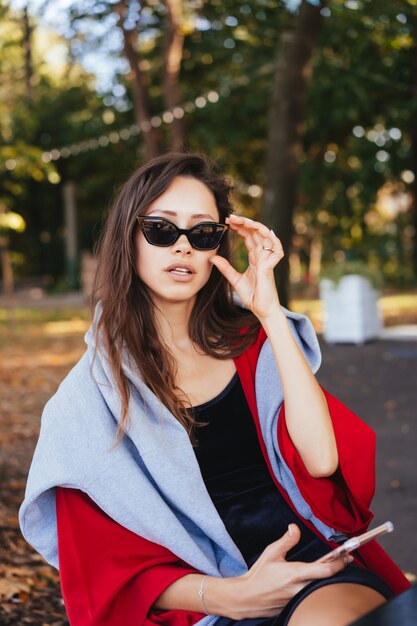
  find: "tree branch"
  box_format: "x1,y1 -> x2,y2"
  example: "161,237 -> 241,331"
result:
162,0 -> 185,150
115,0 -> 162,158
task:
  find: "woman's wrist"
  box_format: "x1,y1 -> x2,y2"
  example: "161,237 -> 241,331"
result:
203,575 -> 247,620
153,572 -> 248,619
257,304 -> 286,330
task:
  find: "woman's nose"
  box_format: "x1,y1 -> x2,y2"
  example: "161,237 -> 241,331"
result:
173,234 -> 192,254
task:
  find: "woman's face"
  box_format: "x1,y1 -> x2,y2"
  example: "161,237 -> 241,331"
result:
135,176 -> 222,308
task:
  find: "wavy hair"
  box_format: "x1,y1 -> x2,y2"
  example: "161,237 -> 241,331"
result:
92,152 -> 260,444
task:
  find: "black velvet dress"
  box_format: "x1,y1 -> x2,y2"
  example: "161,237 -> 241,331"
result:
192,372 -> 392,625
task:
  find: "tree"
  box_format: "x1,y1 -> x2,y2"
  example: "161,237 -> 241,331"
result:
262,0 -> 326,307
0,3 -> 53,294
60,0 -> 187,158
115,0 -> 162,157
162,0 -> 186,150
406,4 -> 417,279
2,0 -> 416,292
0,1 -> 137,286
299,0 -> 416,287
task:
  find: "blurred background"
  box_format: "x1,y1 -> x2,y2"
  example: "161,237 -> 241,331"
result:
0,0 -> 416,623
0,0 -> 416,306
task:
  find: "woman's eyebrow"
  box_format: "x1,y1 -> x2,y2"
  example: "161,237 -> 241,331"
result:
147,209 -> 216,220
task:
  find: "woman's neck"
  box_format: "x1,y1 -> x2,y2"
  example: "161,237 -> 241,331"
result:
153,298 -> 196,351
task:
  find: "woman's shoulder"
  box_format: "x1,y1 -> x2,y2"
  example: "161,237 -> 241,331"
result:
41,349 -> 114,441
45,352 -> 91,407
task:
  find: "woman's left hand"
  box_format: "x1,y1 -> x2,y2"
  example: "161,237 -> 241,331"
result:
210,214 -> 284,321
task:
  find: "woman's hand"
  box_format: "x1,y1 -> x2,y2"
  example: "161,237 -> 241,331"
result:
152,525 -> 350,619
210,214 -> 284,321
226,524 -> 351,620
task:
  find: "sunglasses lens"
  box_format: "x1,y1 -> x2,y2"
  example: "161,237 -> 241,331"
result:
189,224 -> 225,250
138,217 -> 226,249
140,219 -> 177,246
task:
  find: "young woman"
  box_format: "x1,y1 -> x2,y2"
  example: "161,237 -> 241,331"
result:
20,152 -> 409,626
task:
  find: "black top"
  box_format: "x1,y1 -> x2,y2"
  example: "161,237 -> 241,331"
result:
192,372 -> 329,567
192,373 -> 393,623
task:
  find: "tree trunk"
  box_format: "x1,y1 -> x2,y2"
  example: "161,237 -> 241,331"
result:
116,1 -> 162,158
309,234 -> 322,283
0,236 -> 14,299
262,1 -> 325,308
162,0 -> 185,150
63,181 -> 78,288
409,15 -> 417,281
0,203 -> 15,323
0,234 -> 16,332
23,4 -> 33,101
289,250 -> 302,284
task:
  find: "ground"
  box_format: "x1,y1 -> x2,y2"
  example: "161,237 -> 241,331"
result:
0,300 -> 416,624
0,317 -> 86,625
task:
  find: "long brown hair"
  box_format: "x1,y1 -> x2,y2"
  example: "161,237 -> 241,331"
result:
93,152 -> 260,443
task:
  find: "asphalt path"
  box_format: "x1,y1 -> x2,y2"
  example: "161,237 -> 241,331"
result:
316,337 -> 417,578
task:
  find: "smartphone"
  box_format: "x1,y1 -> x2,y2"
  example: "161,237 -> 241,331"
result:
317,521 -> 394,563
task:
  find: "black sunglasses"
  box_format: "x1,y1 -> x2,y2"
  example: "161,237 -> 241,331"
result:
136,216 -> 228,251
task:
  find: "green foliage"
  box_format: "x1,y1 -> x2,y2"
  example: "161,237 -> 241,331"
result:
0,1 -> 140,281
0,0 -> 416,290
297,0 -> 417,286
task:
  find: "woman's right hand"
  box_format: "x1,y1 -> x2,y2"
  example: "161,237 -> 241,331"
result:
226,524 -> 352,619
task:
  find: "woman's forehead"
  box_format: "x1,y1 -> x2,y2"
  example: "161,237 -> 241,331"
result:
145,177 -> 219,221
146,208 -> 217,221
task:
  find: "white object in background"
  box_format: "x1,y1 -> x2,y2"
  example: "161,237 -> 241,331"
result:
319,275 -> 382,344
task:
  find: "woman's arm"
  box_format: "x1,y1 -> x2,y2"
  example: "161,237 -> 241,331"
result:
153,572 -> 236,616
210,214 -> 338,478
57,488 -> 349,622
260,309 -> 338,478
154,525 -> 350,619
56,487 -> 202,626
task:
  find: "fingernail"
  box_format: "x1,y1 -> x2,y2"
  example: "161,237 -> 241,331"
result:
288,524 -> 294,536
346,555 -> 354,564
271,229 -> 275,236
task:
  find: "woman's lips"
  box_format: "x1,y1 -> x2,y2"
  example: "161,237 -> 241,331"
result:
165,265 -> 195,281
165,263 -> 195,273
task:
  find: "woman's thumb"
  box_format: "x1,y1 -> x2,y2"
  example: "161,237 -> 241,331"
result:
269,524 -> 301,559
209,255 -> 240,288
287,523 -> 301,542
